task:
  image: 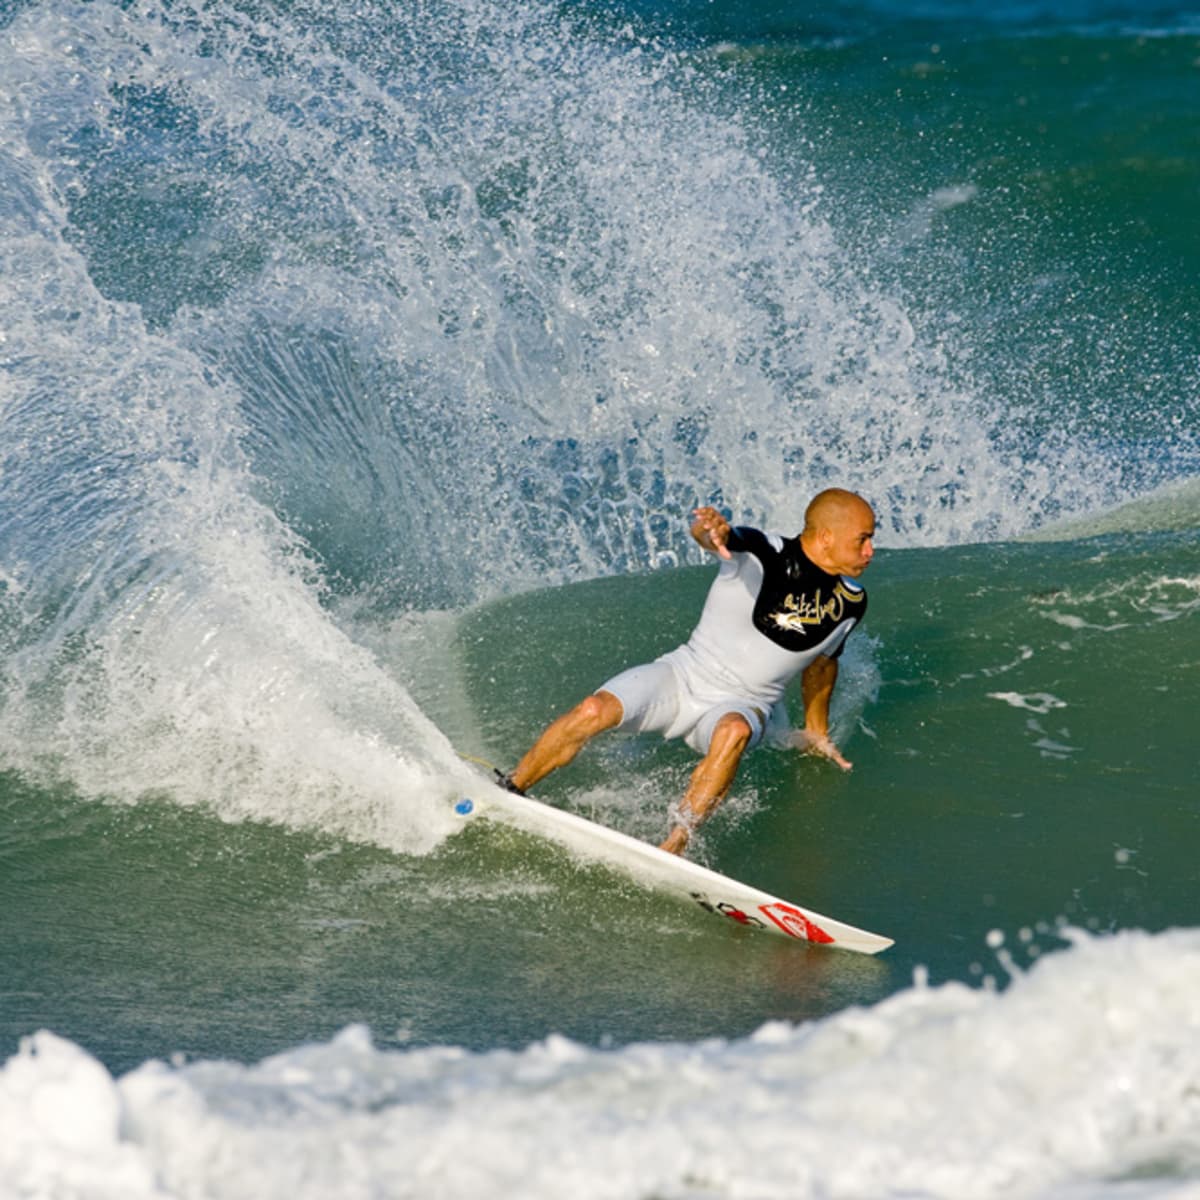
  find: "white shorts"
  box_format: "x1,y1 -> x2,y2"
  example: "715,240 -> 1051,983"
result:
599,655 -> 771,755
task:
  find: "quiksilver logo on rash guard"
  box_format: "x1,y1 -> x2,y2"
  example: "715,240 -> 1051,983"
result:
767,580 -> 864,636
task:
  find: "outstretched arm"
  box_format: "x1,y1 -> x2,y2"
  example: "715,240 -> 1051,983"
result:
787,654 -> 853,770
690,506 -> 734,560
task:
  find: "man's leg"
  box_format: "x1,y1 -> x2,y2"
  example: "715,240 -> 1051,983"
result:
659,712 -> 752,855
509,690 -> 624,793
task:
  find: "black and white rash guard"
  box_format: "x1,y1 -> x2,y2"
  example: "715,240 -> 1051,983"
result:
662,526 -> 868,711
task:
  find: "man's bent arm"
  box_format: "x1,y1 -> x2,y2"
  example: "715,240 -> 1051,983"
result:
793,654 -> 853,770
801,654 -> 838,735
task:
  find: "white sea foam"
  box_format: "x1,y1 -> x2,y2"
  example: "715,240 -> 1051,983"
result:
987,691 -> 1068,714
3,928 -> 1199,1200
1034,576 -> 1200,633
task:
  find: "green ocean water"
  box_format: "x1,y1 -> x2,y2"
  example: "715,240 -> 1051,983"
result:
4,525 -> 1198,1077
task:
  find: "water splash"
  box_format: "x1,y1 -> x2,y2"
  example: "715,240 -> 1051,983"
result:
0,0 -> 1153,832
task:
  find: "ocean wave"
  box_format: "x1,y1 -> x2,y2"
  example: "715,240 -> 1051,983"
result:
4,927 -> 1199,1200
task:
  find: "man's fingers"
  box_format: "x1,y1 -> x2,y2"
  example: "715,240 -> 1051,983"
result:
822,742 -> 853,771
814,738 -> 851,769
794,732 -> 853,771
692,507 -> 732,558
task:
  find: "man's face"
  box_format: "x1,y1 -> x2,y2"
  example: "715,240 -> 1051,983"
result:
825,504 -> 876,577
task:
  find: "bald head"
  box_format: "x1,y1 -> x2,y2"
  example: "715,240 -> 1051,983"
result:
802,488 -> 874,537
800,488 -> 876,577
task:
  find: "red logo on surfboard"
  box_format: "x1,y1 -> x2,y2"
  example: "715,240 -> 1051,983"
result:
721,906 -> 756,926
690,892 -> 766,930
758,902 -> 835,943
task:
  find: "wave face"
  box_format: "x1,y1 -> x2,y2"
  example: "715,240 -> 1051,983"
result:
5,0 -> 1196,829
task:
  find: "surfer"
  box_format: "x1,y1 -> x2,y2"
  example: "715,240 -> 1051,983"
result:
501,489 -> 876,855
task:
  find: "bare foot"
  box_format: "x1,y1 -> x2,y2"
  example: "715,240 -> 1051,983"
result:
659,826 -> 689,856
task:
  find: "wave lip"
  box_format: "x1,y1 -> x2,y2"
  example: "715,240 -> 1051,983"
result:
1023,476 -> 1200,542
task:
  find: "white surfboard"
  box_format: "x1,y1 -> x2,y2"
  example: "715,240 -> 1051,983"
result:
452,777 -> 893,955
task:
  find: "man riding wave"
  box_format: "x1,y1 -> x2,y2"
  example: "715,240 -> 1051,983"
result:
501,488 -> 877,856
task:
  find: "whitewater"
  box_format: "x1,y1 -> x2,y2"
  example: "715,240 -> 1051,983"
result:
4,930 -> 1200,1199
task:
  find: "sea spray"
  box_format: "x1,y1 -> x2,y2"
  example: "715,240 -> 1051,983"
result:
0,0 -> 1174,835
0,38 -> 459,845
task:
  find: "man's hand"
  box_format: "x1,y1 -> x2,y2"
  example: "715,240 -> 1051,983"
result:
786,728 -> 853,771
691,506 -> 733,560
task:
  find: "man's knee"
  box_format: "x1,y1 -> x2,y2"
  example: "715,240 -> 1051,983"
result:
708,712 -> 753,757
571,689 -> 623,733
